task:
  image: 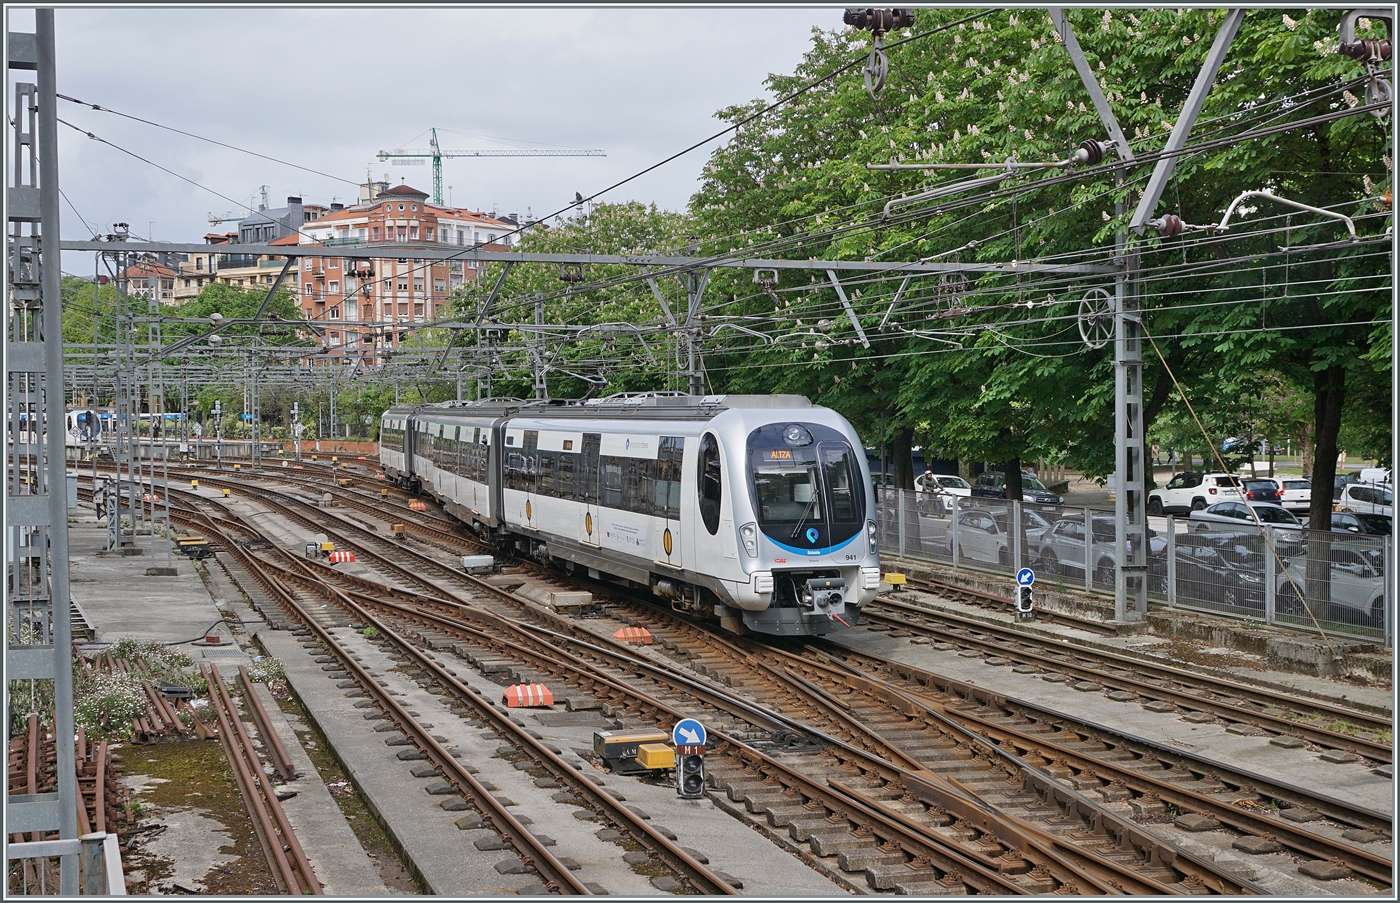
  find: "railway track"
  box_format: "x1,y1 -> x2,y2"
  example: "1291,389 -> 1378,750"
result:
173,492 -> 737,895
175,480 -> 1279,894
877,572 -> 1121,636
87,469 -> 1392,893
863,593 -> 1393,763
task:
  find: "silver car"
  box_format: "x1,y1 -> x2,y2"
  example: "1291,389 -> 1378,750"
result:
947,507 -> 1052,567
1277,543 -> 1387,627
1189,501 -> 1305,553
1033,515 -> 1166,586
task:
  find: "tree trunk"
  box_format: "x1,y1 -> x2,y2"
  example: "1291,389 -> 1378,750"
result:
1305,364 -> 1346,606
1300,426 -> 1315,477
892,426 -> 915,490
1005,456 -> 1023,502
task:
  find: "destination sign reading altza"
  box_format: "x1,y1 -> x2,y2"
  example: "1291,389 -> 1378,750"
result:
768,449 -> 793,459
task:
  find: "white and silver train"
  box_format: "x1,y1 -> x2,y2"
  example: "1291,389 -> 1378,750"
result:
380,394 -> 882,637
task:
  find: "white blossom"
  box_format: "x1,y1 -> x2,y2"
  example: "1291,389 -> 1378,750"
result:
969,124 -> 980,135
1102,9 -> 1112,31
1030,37 -> 1041,50
1343,90 -> 1359,108
1102,211 -> 1112,221
1025,129 -> 1034,140
1282,14 -> 1297,31
935,90 -> 945,103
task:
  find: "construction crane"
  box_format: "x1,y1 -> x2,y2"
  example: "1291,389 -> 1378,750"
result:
208,186 -> 271,226
376,128 -> 604,205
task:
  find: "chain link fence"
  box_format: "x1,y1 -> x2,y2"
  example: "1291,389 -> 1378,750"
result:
875,487 -> 1392,645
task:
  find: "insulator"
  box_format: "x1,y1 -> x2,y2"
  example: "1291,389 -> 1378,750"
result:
1074,139 -> 1108,166
1152,214 -> 1184,238
843,7 -> 913,32
1341,38 -> 1392,61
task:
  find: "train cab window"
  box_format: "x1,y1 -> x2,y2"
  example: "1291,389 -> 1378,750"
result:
821,444 -> 859,522
698,433 -> 721,535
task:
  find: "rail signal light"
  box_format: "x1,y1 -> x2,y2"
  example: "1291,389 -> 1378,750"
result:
1016,585 -> 1035,620
676,745 -> 706,798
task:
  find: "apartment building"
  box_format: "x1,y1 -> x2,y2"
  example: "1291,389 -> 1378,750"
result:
127,262 -> 177,304
290,183 -> 518,362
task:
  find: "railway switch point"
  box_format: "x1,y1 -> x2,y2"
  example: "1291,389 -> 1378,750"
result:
502,683 -> 555,708
614,627 -> 654,645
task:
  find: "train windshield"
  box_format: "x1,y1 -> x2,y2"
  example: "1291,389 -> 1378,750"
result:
747,423 -> 865,551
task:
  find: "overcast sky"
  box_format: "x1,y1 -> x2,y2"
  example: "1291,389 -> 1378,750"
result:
6,6 -> 836,272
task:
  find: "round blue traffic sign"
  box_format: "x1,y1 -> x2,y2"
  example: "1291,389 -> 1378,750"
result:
1017,568 -> 1035,586
672,718 -> 707,747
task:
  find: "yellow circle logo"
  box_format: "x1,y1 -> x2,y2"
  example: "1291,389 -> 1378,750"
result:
525,500 -> 532,520
663,528 -> 673,556
585,512 -> 593,535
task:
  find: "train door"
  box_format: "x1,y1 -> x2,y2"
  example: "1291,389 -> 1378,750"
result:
522,429 -> 539,530
652,436 -> 683,570
579,432 -> 601,546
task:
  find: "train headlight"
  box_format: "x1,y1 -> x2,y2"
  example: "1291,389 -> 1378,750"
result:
867,520 -> 878,556
740,523 -> 759,558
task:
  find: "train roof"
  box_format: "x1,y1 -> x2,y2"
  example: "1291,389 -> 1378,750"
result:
386,393 -> 815,423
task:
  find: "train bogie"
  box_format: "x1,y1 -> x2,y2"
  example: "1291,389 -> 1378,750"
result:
381,395 -> 880,638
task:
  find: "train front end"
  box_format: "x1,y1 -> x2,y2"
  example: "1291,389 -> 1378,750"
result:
730,417 -> 880,635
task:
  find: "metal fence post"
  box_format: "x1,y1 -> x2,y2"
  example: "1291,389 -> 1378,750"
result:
1166,515 -> 1176,607
1012,500 -> 1022,572
1386,534 -> 1393,646
1083,506 -> 1093,591
81,833 -> 104,895
1264,536 -> 1276,626
951,496 -> 960,568
898,489 -> 906,559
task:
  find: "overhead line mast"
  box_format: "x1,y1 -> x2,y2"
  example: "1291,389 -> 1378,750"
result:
377,127 -> 605,205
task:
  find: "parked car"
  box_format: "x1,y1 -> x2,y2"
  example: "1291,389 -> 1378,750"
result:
1277,542 -> 1387,627
1147,472 -> 1243,515
971,471 -> 1063,505
1173,532 -> 1267,610
1319,472 -> 1359,500
1188,501 -> 1306,553
1242,478 -> 1282,503
1337,482 -> 1393,517
1359,467 -> 1390,485
1032,515 -> 1166,586
1326,511 -> 1392,535
947,507 -> 1053,566
1279,478 -> 1312,515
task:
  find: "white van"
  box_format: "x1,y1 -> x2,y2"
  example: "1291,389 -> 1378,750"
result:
1358,467 -> 1390,486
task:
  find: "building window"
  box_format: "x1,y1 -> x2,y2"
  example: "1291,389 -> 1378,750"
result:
397,258 -> 407,264
329,258 -> 339,268
457,230 -> 464,246
264,275 -> 273,284
411,204 -> 417,211
409,226 -> 418,239
329,307 -> 340,320
371,226 -> 380,240
328,281 -> 339,293
426,227 -> 434,241
184,278 -> 191,288
195,258 -> 204,271
413,281 -> 424,292
358,228 -> 367,240
398,203 -> 405,211
398,281 -> 409,291
304,282 -> 313,295
434,279 -> 445,293
396,226 -> 407,241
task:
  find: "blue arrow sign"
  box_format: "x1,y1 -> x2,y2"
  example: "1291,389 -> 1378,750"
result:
672,718 -> 706,747
1017,567 -> 1035,587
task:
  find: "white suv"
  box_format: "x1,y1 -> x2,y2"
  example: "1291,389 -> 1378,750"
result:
1148,472 -> 1243,515
1337,482 -> 1393,517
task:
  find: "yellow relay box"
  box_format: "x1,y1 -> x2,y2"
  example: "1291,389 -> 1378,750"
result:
319,542 -> 335,553
594,729 -> 671,775
636,743 -> 675,770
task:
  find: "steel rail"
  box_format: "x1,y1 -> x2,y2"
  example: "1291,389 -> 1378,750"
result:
236,667 -> 297,782
880,569 -> 1121,635
202,663 -> 321,894
866,594 -> 1393,761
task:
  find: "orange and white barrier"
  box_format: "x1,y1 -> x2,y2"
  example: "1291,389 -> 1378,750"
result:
502,684 -> 555,707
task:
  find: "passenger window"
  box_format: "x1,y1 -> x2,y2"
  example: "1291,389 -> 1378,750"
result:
698,433 -> 721,535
